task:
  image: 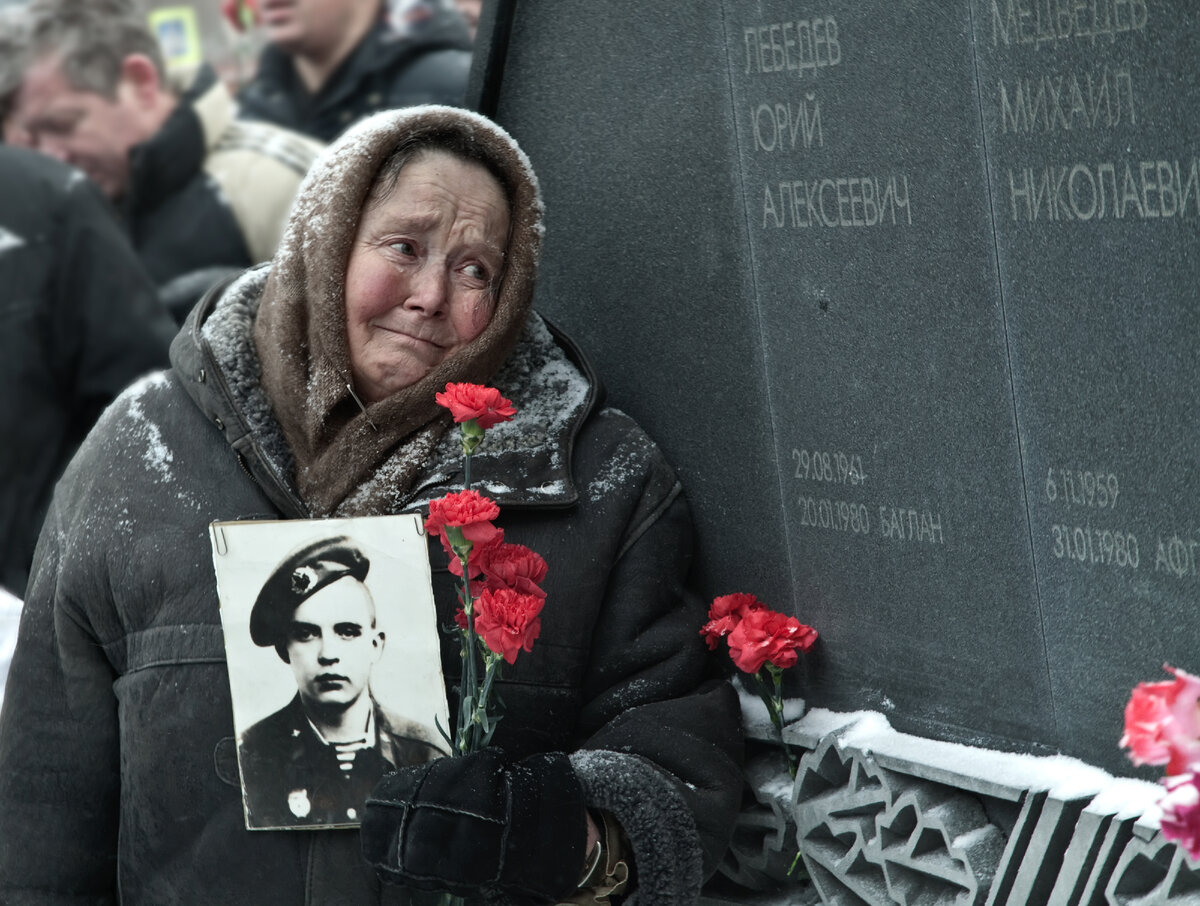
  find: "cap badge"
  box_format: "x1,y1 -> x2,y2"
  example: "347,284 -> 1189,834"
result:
291,565 -> 318,594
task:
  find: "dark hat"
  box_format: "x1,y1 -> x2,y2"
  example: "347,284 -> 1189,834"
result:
250,536 -> 371,647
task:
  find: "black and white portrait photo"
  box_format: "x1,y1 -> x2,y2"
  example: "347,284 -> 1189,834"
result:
210,515 -> 449,830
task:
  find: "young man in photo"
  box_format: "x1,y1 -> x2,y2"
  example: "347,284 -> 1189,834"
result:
237,536 -> 443,828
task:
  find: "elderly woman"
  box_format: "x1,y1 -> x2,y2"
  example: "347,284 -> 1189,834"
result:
0,107 -> 742,905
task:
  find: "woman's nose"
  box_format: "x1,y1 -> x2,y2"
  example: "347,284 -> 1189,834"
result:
404,264 -> 450,315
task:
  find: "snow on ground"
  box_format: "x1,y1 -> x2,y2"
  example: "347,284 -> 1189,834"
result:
0,586 -> 21,710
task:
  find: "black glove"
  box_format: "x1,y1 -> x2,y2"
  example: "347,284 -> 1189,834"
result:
361,748 -> 588,904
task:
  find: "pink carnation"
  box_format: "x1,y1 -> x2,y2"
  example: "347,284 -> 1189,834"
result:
1121,665 -> 1200,774
1160,773 -> 1200,860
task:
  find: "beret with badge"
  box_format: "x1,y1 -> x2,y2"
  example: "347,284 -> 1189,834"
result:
250,535 -> 371,647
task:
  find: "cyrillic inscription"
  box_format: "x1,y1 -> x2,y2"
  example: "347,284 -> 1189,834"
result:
998,67 -> 1135,134
1007,159 -> 1200,222
762,175 -> 912,229
989,0 -> 1148,48
743,18 -> 842,76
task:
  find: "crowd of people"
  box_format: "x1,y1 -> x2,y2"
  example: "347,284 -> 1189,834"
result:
0,0 -> 476,597
0,3 -> 746,905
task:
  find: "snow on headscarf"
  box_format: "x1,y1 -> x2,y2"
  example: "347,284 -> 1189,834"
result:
254,106 -> 544,516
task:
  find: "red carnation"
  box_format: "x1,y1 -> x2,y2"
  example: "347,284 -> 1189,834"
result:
727,608 -> 818,674
474,586 -> 544,665
426,489 -> 501,539
699,592 -> 764,651
479,543 -> 548,599
435,383 -> 517,430
426,489 -> 503,578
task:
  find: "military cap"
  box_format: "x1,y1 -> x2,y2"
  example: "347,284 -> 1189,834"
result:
250,535 -> 371,647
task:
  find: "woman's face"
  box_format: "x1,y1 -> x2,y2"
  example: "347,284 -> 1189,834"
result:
345,150 -> 510,403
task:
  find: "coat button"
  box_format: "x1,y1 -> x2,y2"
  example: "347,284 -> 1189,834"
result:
214,416 -> 225,431
198,368 -> 206,383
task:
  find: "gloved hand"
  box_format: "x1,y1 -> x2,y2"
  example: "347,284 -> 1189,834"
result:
361,748 -> 588,904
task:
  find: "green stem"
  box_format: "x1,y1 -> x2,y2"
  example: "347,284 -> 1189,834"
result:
456,566 -> 480,755
756,666 -> 798,778
468,651 -> 503,745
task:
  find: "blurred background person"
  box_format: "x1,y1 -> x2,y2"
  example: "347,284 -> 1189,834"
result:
0,144 -> 176,599
0,6 -> 33,146
450,0 -> 480,40
236,0 -> 472,143
0,0 -> 323,324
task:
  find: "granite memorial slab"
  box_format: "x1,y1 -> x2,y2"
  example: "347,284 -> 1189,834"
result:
466,0 -> 1200,773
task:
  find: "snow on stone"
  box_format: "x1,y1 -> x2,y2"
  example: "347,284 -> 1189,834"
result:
787,706 -> 1164,819
0,586 -> 22,710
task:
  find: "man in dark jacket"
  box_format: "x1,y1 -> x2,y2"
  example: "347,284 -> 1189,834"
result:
2,0 -> 323,323
237,0 -> 472,143
0,145 -> 175,598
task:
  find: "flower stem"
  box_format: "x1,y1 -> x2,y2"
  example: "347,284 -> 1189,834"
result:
755,666 -> 797,778
456,567 -> 480,754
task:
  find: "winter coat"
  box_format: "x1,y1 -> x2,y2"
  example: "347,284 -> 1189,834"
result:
0,146 -> 176,598
125,65 -> 323,322
0,266 -> 744,906
236,10 -> 472,143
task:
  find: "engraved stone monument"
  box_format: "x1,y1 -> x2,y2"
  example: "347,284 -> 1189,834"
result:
467,2 -> 1200,901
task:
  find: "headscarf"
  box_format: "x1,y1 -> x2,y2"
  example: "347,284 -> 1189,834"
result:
254,106 -> 544,516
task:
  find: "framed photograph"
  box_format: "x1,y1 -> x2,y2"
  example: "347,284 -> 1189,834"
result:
210,514 -> 449,830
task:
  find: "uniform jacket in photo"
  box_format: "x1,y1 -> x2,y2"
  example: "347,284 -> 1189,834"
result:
0,146 -> 175,598
238,693 -> 443,829
125,65 -> 323,321
236,8 -> 472,143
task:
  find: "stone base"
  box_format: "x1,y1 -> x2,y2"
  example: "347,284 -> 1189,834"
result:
705,696 -> 1193,906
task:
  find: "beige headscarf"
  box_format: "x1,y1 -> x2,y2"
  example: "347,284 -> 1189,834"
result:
253,106 -> 545,516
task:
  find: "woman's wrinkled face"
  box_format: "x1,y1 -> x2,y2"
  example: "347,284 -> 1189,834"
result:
345,150 -> 510,403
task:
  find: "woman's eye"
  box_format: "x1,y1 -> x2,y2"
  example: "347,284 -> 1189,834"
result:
463,263 -> 488,281
389,240 -> 416,256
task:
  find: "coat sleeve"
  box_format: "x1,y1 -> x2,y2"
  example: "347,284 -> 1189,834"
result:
568,427 -> 745,906
0,496 -> 122,905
